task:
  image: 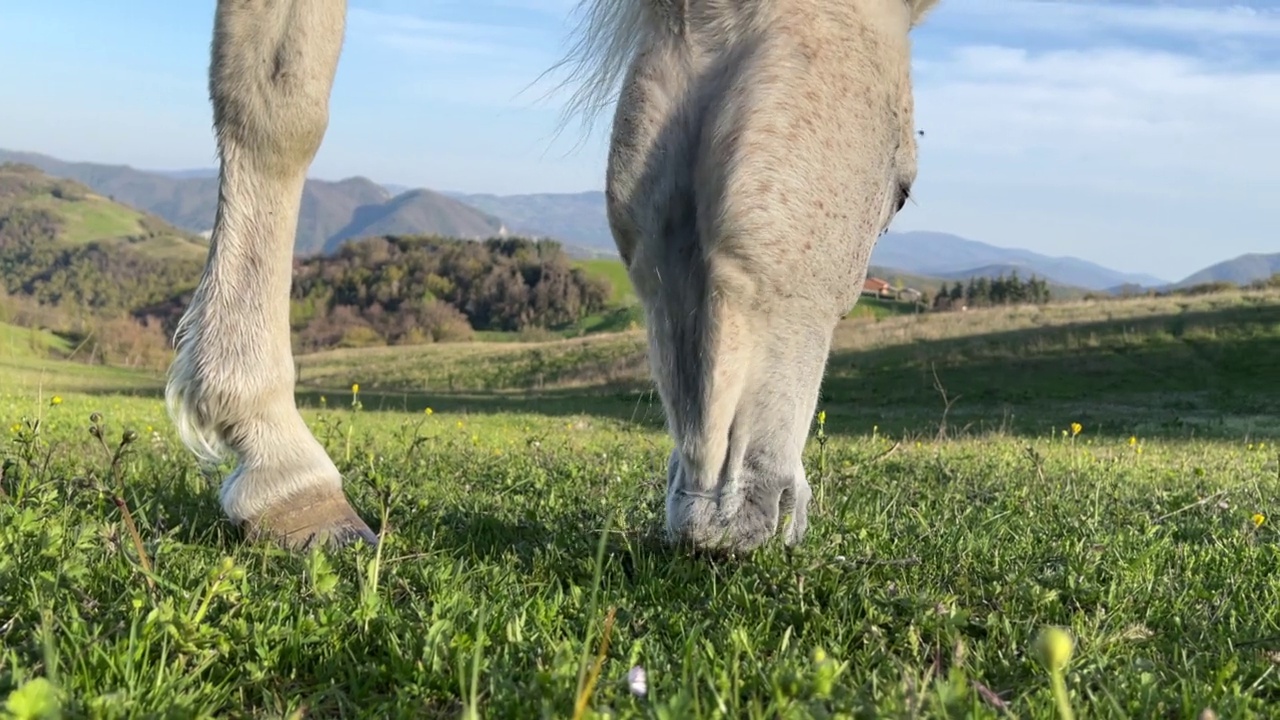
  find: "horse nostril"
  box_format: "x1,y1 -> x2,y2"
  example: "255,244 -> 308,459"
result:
894,180 -> 912,214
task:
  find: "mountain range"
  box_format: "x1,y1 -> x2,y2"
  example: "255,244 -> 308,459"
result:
1172,253 -> 1280,288
868,231 -> 1170,290
0,149 -> 505,257
4,148 -> 1275,291
441,192 -> 1172,291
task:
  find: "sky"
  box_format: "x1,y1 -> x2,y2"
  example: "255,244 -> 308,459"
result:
0,0 -> 1276,282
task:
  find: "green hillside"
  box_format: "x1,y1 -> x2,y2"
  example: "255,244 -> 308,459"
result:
29,193 -> 142,244
0,161 -> 208,261
0,320 -> 73,360
572,258 -> 636,306
0,164 -> 209,324
0,168 -> 636,358
0,161 -> 1106,370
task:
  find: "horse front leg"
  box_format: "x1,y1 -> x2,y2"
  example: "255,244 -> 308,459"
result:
167,0 -> 376,550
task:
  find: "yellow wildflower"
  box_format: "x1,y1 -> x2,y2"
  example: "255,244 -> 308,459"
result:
351,383 -> 359,394
817,410 -> 826,424
1128,436 -> 1137,446
1034,626 -> 1074,673
49,395 -> 62,406
425,407 -> 434,415
1253,513 -> 1266,528
1070,422 -> 1082,437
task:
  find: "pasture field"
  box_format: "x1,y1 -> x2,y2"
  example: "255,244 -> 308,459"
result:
3,291 -> 1280,718
572,259 -> 638,308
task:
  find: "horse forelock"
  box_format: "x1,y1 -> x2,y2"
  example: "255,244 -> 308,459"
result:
551,0 -> 937,140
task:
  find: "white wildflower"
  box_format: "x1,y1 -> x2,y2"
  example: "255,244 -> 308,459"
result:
627,665 -> 647,698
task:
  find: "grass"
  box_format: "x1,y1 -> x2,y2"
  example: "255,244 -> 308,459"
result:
289,288 -> 1280,440
36,195 -> 144,245
0,322 -> 163,398
0,321 -> 73,361
297,332 -> 646,393
573,259 -> 637,307
3,290 -> 1280,717
845,296 -> 924,322
122,233 -> 210,262
469,306 -> 645,345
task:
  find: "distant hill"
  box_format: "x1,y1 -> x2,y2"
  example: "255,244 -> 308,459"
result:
444,190 -> 615,255
0,162 -> 207,260
439,192 -> 1164,291
4,149 -> 1179,288
147,168 -> 218,180
319,186 -> 504,254
870,231 -> 1167,291
0,179 -> 635,359
1174,253 -> 1280,288
0,162 -> 209,315
0,150 -> 506,256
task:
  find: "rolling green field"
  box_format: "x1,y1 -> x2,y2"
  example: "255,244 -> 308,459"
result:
27,193 -> 146,246
0,322 -> 74,361
3,291 -> 1279,718
573,259 -> 638,307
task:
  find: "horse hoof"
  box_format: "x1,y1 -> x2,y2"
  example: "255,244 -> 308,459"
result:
245,487 -> 379,551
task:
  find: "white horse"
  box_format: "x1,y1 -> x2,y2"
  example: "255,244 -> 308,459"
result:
167,0 -> 940,553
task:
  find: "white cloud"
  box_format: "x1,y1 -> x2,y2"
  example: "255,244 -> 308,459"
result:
896,25 -> 1279,279
913,43 -> 1280,178
939,1 -> 1280,41
347,9 -> 536,57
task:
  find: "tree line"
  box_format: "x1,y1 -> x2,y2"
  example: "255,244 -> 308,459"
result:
283,235 -> 612,350
1,207 -> 205,314
2,172 -> 617,359
931,272 -> 1052,311
3,230 -> 613,352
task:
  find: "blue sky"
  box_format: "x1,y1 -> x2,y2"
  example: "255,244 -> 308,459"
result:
1,0 -> 1276,282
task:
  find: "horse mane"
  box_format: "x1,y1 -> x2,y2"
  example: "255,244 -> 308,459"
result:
909,0 -> 941,26
548,0 -> 940,137
549,0 -> 674,138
